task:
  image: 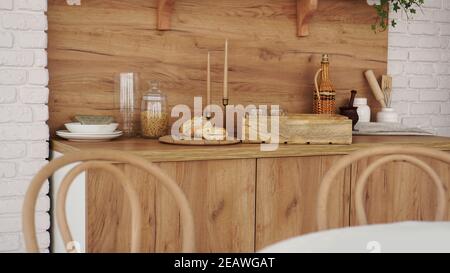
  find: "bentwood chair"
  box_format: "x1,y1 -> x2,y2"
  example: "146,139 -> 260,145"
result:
22,150 -> 195,253
317,145 -> 449,230
261,145 -> 450,253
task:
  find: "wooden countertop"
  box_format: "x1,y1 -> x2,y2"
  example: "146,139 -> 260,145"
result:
51,135 -> 450,162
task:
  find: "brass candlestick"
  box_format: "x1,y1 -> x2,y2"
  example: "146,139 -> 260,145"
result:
222,98 -> 229,108
223,98 -> 229,131
223,98 -> 229,119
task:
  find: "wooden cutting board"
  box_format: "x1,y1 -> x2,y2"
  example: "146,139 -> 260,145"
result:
159,135 -> 241,146
241,114 -> 353,145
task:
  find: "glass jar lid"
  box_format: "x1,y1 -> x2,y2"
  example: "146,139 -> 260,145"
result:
143,81 -> 166,101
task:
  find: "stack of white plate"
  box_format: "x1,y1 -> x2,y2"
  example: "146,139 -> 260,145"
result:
56,123 -> 123,142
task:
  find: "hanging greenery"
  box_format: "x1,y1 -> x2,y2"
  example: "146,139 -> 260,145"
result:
369,0 -> 425,31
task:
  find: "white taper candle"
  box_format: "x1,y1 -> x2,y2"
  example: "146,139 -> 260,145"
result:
223,39 -> 228,100
207,51 -> 211,106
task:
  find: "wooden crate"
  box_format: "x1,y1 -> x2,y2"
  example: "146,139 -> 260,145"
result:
241,114 -> 352,145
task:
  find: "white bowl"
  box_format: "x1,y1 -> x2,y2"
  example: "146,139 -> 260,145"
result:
65,123 -> 119,134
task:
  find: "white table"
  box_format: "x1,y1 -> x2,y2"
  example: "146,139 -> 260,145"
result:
260,222 -> 450,253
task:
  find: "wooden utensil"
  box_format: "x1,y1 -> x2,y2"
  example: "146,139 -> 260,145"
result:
365,70 -> 387,108
382,75 -> 393,108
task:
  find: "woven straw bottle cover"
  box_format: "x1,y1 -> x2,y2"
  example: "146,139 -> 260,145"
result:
314,54 -> 336,114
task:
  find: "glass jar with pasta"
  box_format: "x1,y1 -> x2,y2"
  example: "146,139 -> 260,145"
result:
140,81 -> 168,139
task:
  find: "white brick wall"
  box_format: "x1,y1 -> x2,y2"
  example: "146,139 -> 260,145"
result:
0,0 -> 49,252
388,1 -> 450,136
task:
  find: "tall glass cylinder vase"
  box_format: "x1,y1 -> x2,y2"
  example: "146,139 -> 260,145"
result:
115,72 -> 139,137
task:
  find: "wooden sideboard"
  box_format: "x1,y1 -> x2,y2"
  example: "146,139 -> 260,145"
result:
52,136 -> 450,253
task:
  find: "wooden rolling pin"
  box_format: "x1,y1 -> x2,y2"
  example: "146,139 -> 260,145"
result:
364,70 -> 387,108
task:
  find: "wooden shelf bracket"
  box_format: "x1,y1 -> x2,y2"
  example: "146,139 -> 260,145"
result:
297,0 -> 318,37
157,0 -> 175,30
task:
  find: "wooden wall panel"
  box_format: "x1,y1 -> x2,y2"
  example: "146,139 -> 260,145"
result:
255,156 -> 351,250
350,156 -> 450,226
48,0 -> 387,134
87,159 -> 256,253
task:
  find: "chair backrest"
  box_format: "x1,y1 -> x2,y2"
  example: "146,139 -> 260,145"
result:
22,150 -> 195,253
317,145 -> 450,231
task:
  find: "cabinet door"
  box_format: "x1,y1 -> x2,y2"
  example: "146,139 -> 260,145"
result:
255,156 -> 351,250
87,159 -> 256,253
350,155 -> 450,225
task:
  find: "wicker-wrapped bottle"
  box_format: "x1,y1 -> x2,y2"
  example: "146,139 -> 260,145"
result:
313,54 -> 336,115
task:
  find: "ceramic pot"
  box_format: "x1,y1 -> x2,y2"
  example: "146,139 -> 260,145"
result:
377,108 -> 399,123
353,98 -> 371,123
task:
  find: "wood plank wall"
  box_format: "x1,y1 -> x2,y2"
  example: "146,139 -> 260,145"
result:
48,0 -> 387,133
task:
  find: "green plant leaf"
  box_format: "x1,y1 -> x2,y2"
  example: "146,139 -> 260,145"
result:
372,0 -> 425,32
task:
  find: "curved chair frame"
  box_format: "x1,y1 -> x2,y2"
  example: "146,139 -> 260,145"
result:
23,150 -> 195,253
317,145 -> 450,231
56,161 -> 142,253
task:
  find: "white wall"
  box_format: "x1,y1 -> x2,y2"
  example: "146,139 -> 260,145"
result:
0,0 -> 50,252
388,0 -> 450,135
